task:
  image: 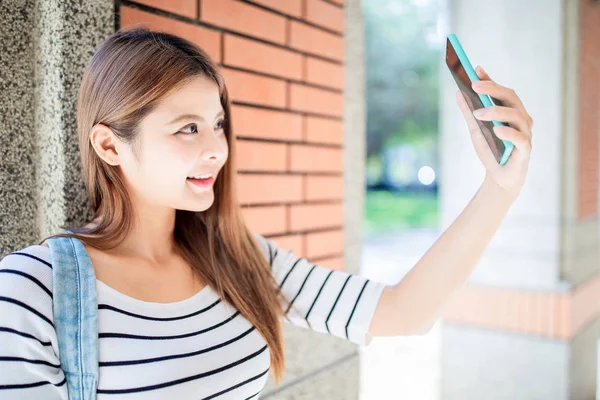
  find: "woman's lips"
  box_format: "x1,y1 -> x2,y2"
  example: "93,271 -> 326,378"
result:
187,176 -> 215,188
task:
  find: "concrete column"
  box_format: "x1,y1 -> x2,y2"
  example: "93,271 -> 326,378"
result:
439,0 -> 600,399
0,0 -> 114,256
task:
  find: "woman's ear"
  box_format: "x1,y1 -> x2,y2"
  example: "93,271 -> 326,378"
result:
89,123 -> 121,166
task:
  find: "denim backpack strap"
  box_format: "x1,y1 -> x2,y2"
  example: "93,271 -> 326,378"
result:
47,230 -> 99,400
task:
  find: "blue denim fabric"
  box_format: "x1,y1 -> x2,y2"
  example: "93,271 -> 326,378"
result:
47,230 -> 99,399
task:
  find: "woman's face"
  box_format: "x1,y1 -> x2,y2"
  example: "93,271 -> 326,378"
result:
112,75 -> 229,213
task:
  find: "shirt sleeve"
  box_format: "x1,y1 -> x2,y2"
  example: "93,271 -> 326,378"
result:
254,234 -> 387,346
0,247 -> 68,399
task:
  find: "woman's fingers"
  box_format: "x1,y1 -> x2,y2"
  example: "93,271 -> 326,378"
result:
456,91 -> 485,136
472,66 -> 533,132
472,80 -> 524,110
493,125 -> 532,153
475,65 -> 491,81
473,106 -> 530,136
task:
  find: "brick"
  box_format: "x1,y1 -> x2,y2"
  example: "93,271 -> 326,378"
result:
533,293 -> 555,337
305,176 -> 343,201
237,174 -> 302,204
305,56 -> 344,90
289,203 -> 343,231
312,256 -> 343,271
241,206 -> 286,235
305,59 -> 343,91
290,83 -> 343,117
221,68 -> 286,108
269,234 -> 304,257
129,0 -> 197,18
120,6 -> 220,61
290,21 -> 344,61
306,230 -> 343,259
306,0 -> 344,33
441,286 -> 584,340
305,116 -> 343,144
556,294 -> 570,340
236,140 -> 287,172
247,0 -> 302,17
290,145 -> 343,173
230,105 -> 303,141
201,0 -> 286,45
224,35 -> 302,80
577,0 -> 600,219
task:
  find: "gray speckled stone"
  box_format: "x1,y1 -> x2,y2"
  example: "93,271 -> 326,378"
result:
264,349 -> 360,400
262,323 -> 358,396
343,0 -> 364,278
1,0 -> 39,254
0,0 -> 113,256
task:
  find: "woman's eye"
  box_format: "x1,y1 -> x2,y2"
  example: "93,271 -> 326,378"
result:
178,123 -> 198,135
177,119 -> 226,135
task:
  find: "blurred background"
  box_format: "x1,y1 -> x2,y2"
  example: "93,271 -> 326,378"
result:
360,1 -> 442,396
360,1 -> 600,399
1,0 -> 599,399
363,0 -> 441,238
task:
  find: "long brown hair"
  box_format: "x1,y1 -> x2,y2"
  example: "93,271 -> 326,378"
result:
39,27 -> 288,384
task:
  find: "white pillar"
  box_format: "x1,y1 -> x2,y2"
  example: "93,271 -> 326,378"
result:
439,0 -> 600,398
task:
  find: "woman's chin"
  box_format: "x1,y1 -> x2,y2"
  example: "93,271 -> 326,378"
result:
183,193 -> 215,213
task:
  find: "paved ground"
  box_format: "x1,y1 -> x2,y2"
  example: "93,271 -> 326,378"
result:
359,229 -> 442,400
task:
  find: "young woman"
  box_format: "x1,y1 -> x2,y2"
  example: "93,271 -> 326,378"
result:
0,28 -> 532,399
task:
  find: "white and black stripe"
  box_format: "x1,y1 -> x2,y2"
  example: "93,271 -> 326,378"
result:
0,235 -> 386,399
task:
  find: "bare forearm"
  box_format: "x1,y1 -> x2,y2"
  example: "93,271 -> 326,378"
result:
375,178 -> 515,335
369,67 -> 533,337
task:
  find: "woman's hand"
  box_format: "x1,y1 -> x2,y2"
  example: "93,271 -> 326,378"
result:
369,66 -> 534,339
456,65 -> 533,200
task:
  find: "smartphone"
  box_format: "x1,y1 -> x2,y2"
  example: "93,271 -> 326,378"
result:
445,33 -> 514,165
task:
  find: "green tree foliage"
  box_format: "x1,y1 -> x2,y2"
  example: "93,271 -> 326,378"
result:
363,0 -> 442,157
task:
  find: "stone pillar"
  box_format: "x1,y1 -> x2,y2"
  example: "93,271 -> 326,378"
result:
439,0 -> 600,399
0,0 -> 114,256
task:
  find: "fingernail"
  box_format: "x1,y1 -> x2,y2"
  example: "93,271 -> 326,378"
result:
473,109 -> 486,118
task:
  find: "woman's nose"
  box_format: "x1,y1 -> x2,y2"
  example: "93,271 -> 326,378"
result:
198,129 -> 227,162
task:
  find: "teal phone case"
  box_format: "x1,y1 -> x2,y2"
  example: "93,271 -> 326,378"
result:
447,33 -> 514,166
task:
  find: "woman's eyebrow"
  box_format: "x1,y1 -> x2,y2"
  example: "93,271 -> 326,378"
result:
167,110 -> 225,125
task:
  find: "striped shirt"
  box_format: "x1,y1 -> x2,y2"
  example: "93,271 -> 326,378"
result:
0,234 -> 386,399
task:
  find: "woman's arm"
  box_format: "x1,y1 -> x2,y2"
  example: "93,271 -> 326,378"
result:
370,177 -> 514,336
369,66 -> 533,337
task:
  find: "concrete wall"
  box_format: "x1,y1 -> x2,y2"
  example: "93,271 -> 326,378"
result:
0,0 -> 112,252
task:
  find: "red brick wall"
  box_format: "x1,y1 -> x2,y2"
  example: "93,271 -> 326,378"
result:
578,0 -> 600,219
118,0 -> 346,270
